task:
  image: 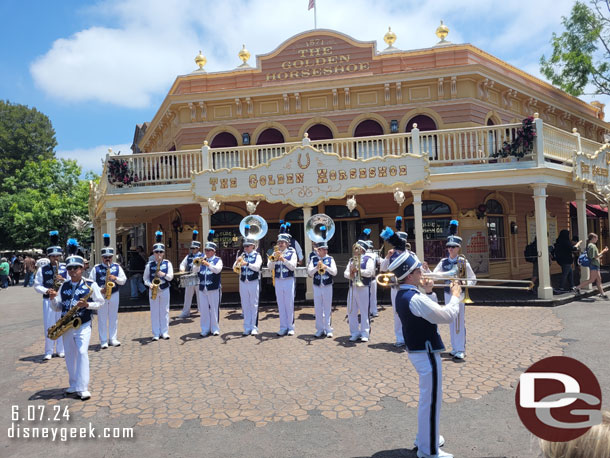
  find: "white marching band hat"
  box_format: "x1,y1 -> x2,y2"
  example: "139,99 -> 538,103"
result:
47,230 -> 63,256
205,230 -> 217,251
389,251 -> 422,281
153,231 -> 165,252
446,220 -> 462,247
101,233 -> 114,257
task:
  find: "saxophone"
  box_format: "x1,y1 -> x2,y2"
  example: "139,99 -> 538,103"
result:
51,260 -> 65,291
103,265 -> 115,300
47,283 -> 93,340
151,260 -> 162,300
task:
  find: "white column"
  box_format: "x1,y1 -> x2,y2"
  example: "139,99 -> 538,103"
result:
575,189 -> 589,285
302,206 -> 313,300
200,203 -> 211,237
532,184 -> 553,299
106,208 -> 117,255
412,190 -> 424,260
533,113 -> 545,167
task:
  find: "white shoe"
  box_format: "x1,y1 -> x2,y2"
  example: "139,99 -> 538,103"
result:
110,340 -> 121,347
250,329 -> 259,335
43,354 -> 52,361
453,352 -> 465,360
212,330 -> 220,336
287,330 -> 295,336
58,352 -> 65,358
326,332 -> 333,338
360,336 -> 369,342
315,330 -> 324,338
349,335 -> 359,342
152,336 -> 160,341
100,342 -> 109,349
415,435 -> 445,449
449,349 -> 457,356
161,333 -> 170,340
79,391 -> 91,401
417,448 -> 452,458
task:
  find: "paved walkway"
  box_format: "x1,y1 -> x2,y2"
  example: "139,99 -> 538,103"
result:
1,286 -> 609,457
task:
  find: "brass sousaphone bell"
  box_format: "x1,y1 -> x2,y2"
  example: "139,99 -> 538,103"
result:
235,215 -> 268,273
305,213 -> 335,275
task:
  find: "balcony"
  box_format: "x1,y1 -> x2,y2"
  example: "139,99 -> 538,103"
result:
97,118 -> 605,196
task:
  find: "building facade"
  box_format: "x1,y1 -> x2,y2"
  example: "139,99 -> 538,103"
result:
90,28 -> 610,298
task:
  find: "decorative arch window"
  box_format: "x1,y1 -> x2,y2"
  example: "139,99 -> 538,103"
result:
211,211 -> 242,227
211,132 -> 238,148
403,200 -> 452,264
211,132 -> 240,169
307,124 -> 333,141
354,119 -> 384,159
256,128 -> 286,164
324,205 -> 361,254
486,199 -> 506,260
406,115 -> 438,158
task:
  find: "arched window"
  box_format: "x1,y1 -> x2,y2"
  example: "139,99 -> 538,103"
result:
256,128 -> 285,145
354,119 -> 384,159
403,200 -> 452,264
406,115 -> 437,158
324,205 -> 361,254
210,132 -> 239,169
486,199 -> 506,260
211,211 -> 242,226
210,132 -> 238,148
307,124 -> 333,141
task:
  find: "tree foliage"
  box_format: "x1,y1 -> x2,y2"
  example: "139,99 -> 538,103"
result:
0,100 -> 58,188
540,0 -> 610,96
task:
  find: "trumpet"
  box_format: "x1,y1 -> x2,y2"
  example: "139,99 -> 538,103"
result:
47,284 -> 93,340
193,257 -> 203,268
268,246 -> 282,262
233,253 -> 247,274
316,260 -> 327,276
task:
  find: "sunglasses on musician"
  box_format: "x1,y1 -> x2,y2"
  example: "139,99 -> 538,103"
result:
67,266 -> 81,271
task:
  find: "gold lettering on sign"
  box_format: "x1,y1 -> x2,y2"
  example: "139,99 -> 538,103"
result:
296,173 -> 304,183
230,178 -> 237,188
378,167 -> 387,177
210,178 -> 218,191
268,175 -> 276,185
369,168 -> 376,178
260,176 -> 266,186
339,170 -> 347,180
389,166 -> 397,176
277,175 -> 285,184
220,179 -> 228,189
581,164 -> 590,173
317,169 -> 328,184
350,169 -> 357,179
593,166 -> 608,177
249,175 -> 257,189
359,168 -> 366,179
287,174 -> 294,184
329,170 -> 337,181
399,165 -> 407,176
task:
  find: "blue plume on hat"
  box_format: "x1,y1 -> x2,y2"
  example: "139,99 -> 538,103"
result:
49,230 -> 59,246
449,220 -> 459,236
395,216 -> 402,231
103,233 -> 110,247
280,224 -> 286,234
67,238 -> 79,255
363,228 -> 371,240
279,220 -> 284,224
155,231 -> 163,243
380,226 -> 406,251
192,230 -> 199,241
285,222 -> 291,233
319,225 -> 327,241
207,230 -> 215,241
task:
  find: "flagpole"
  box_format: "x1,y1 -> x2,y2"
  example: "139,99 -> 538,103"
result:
314,2 -> 317,29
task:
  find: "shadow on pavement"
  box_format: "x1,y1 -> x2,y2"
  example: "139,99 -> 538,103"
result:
179,332 -> 205,344
19,355 -> 48,364
220,331 -> 245,343
252,331 -> 282,344
29,388 -> 67,401
132,337 -> 157,346
333,335 -> 358,348
355,448 -> 417,457
367,342 -> 404,354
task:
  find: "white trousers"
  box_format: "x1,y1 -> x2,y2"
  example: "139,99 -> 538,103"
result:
239,280 -> 259,333
444,292 -> 466,353
198,288 -> 221,334
149,287 -> 170,337
43,298 -> 64,356
275,277 -> 295,332
409,351 -> 443,457
97,292 -> 119,344
369,280 -> 378,315
347,285 -> 370,338
313,284 -> 333,333
62,321 -> 92,392
391,288 -> 404,344
181,284 -> 200,315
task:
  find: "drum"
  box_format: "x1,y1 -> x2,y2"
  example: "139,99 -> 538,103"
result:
179,273 -> 199,288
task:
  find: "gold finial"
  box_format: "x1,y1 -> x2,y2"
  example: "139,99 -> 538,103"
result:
238,44 -> 251,67
435,20 -> 449,42
384,27 -> 396,47
195,50 -> 207,70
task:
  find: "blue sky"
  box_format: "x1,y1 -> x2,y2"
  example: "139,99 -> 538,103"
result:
1,0 -> 607,176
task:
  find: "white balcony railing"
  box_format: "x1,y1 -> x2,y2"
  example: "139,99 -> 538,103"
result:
101,120 -> 605,190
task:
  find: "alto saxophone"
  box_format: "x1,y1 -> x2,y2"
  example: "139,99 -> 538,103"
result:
104,265 -> 115,300
47,283 -> 93,340
51,260 -> 65,291
151,260 -> 162,300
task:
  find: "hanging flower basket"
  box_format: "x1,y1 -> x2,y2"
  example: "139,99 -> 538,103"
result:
107,158 -> 138,186
492,117 -> 536,159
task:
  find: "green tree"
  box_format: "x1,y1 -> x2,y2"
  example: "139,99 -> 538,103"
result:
0,100 -> 58,189
0,159 -> 94,251
541,1 -> 610,96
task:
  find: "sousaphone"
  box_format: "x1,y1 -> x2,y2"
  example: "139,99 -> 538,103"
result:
238,215 -> 268,242
305,213 -> 335,243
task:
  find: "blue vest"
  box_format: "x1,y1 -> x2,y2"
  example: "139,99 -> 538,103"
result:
274,249 -> 295,278
41,263 -> 67,297
94,263 -> 121,294
312,256 -> 333,286
198,256 -> 221,291
58,279 -> 95,325
239,251 -> 260,282
440,257 -> 459,294
186,252 -> 202,271
395,285 -> 445,353
149,260 -> 170,290
351,255 -> 371,286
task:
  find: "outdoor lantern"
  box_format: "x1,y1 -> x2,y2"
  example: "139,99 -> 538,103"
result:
390,119 -> 399,133
242,133 -> 250,145
510,221 -> 518,234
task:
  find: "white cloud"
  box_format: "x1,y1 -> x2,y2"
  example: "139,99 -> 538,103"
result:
30,0 -> 599,109
57,143 -> 131,176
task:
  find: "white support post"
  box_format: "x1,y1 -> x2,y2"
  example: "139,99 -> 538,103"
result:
200,203 -> 211,235
575,189 -> 590,286
201,141 -> 211,170
302,206 -> 313,300
411,124 -> 421,155
106,209 -> 117,257
533,113 -> 545,167
412,190 -> 424,261
531,184 -> 553,299
572,128 -> 582,153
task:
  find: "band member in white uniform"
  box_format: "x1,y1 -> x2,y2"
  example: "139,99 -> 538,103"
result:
307,226 -> 337,338
234,226 -> 262,336
193,231 -> 223,337
269,226 -> 298,336
90,233 -> 126,348
50,239 -> 104,401
380,218 -> 408,347
34,230 -> 66,360
391,250 -> 461,458
344,235 -> 375,342
433,220 -> 476,361
365,237 -> 380,318
143,231 -> 174,340
179,230 -> 202,318
283,221 -> 304,264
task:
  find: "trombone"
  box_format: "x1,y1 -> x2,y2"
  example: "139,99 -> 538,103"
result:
375,272 -> 534,291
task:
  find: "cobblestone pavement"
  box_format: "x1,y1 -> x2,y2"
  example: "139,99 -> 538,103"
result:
16,300 -> 565,430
